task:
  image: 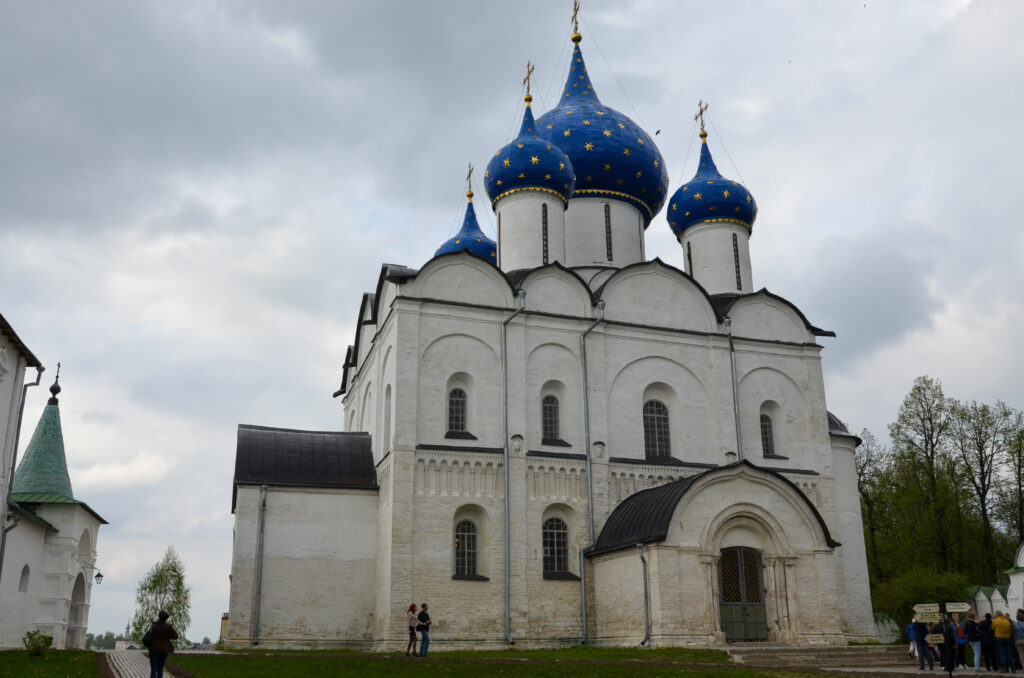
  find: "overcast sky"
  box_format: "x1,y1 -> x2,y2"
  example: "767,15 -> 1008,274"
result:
3,0 -> 1021,643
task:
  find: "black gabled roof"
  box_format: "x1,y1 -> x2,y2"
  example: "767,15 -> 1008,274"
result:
713,289 -> 836,338
591,459 -> 840,556
0,312 -> 42,367
232,424 -> 377,511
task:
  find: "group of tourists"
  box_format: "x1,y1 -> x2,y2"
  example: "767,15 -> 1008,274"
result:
909,609 -> 1024,672
405,602 -> 432,657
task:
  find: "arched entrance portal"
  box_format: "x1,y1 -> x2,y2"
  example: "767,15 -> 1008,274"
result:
718,546 -> 767,641
66,573 -> 87,648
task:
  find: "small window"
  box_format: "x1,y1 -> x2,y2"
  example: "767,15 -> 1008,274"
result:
448,388 -> 467,432
542,204 -> 549,265
604,204 -> 613,261
733,233 -> 742,290
542,395 -> 559,442
542,518 -> 568,574
18,565 -> 30,593
686,241 -> 694,276
643,400 -> 671,458
760,414 -> 775,457
454,520 -> 477,577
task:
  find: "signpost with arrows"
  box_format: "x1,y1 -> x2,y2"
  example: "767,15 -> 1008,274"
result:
912,602 -> 970,678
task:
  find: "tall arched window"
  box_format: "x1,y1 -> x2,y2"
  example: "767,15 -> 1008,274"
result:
760,414 -> 775,457
643,399 -> 671,458
448,388 -> 467,433
542,518 -> 568,574
541,395 -> 559,442
383,385 -> 392,453
454,519 -> 477,577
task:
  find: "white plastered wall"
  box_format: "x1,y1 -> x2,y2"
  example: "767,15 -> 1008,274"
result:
680,220 -> 752,295
496,192 -> 566,271
564,198 -> 644,268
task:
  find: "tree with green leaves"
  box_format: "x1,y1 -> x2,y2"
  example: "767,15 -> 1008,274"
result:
996,413 -> 1024,545
130,546 -> 191,649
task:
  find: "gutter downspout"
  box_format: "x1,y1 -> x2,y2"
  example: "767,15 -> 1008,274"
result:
637,543 -> 650,647
725,318 -> 743,461
0,365 -> 44,584
501,289 -> 526,646
579,301 -> 605,644
251,484 -> 268,646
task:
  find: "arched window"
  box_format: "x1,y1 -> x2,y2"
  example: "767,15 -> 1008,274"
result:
454,519 -> 477,577
448,388 -> 467,433
760,414 -> 775,457
541,395 -> 559,442
18,565 -> 29,593
542,517 -> 568,574
643,400 -> 670,458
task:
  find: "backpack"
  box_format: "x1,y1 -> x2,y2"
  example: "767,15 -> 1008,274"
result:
142,624 -> 155,648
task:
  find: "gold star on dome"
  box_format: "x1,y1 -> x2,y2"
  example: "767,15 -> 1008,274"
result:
693,193 -> 702,200
455,240 -> 461,244
546,124 -> 554,129
685,211 -> 691,217
618,123 -> 625,129
559,161 -> 565,170
563,130 -> 572,137
573,83 -> 579,88
579,75 -> 585,80
746,195 -> 752,203
582,120 -> 591,125
496,179 -> 503,186
531,156 -> 540,165
564,183 -> 570,189
495,151 -> 501,157
596,111 -> 605,116
503,159 -> 511,168
584,142 -> 594,150
602,129 -> 612,137
653,160 -> 658,168
722,190 -> 730,198
603,163 -> 611,171
672,203 -> 677,211
682,186 -> 688,191
636,171 -> 643,178
585,175 -> 593,182
546,145 -> 552,151
518,172 -> 526,178
517,143 -> 524,149
544,174 -> 551,180
706,180 -> 714,184
623,147 -> 631,156
734,207 -> 741,212
565,109 -> 573,114
485,170 -> 490,178
637,138 -> 644,145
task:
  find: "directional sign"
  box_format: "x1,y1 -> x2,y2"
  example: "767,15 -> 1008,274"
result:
914,603 -> 940,613
916,612 -> 942,623
945,602 -> 971,613
925,633 -> 945,644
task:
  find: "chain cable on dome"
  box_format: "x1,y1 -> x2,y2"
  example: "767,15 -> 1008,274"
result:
580,17 -> 652,134
674,116 -> 700,188
707,117 -> 750,189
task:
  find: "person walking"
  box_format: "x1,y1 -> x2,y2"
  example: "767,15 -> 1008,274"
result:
914,615 -> 935,671
982,612 -> 999,671
994,610 -> 1015,673
405,604 -> 419,657
1013,611 -> 1024,672
417,602 -> 431,657
965,611 -> 982,671
953,612 -> 968,669
146,610 -> 178,678
907,615 -> 918,660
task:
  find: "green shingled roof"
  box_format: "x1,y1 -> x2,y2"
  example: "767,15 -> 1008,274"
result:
9,492 -> 107,525
12,383 -> 74,499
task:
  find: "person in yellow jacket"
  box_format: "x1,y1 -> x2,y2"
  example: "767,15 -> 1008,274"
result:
993,611 -> 1015,673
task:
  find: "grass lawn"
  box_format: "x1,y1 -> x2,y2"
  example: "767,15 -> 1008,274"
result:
169,647 -> 819,678
0,650 -> 100,678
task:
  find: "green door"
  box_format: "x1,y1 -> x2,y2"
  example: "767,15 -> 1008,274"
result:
718,547 -> 768,641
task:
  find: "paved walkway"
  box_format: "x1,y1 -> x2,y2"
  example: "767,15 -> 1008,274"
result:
105,650 -> 154,678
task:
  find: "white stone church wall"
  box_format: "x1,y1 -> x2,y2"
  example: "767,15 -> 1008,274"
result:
226,486 -> 378,648
0,519 -> 47,647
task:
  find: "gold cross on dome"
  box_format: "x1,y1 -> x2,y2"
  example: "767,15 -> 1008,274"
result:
523,61 -> 535,96
572,0 -> 580,33
694,100 -> 709,131
466,163 -> 473,191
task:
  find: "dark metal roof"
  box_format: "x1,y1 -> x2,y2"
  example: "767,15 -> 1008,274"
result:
232,425 -> 377,511
591,459 -> 840,556
713,289 -> 836,338
827,411 -> 849,434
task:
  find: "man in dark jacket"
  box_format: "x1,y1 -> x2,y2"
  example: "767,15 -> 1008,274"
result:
417,603 -> 431,657
913,616 -> 934,671
147,610 -> 178,678
981,612 -> 998,671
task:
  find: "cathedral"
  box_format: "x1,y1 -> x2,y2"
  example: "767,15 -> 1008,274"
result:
226,23 -> 876,649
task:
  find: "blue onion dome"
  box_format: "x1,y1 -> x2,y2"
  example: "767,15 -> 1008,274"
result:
485,94 -> 575,208
668,129 -> 757,237
434,190 -> 498,261
535,33 -> 669,227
